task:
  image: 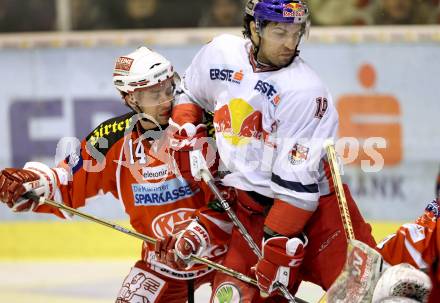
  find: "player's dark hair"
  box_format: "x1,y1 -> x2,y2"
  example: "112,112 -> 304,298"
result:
242,14 -> 253,39
242,14 -> 269,39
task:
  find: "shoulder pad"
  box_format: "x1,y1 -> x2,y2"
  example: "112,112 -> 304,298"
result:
204,111 -> 215,138
86,111 -> 136,157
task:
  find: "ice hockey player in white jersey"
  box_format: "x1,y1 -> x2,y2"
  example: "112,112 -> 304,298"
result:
155,0 -> 377,302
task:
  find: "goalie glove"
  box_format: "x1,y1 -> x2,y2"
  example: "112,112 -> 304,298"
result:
253,235 -> 307,297
372,263 -> 432,303
0,162 -> 57,212
155,219 -> 210,270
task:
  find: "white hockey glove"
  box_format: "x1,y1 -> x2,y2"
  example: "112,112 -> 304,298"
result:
372,263 -> 432,303
0,162 -> 57,212
155,219 -> 210,270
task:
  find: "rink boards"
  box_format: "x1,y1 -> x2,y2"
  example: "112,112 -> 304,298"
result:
0,220 -> 400,303
0,220 -> 400,259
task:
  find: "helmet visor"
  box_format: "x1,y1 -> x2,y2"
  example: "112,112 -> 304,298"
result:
259,22 -> 303,46
133,77 -> 175,108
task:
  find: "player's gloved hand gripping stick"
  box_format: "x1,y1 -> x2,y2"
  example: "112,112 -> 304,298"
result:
21,186 -> 258,288
18,172 -> 309,303
189,149 -> 299,303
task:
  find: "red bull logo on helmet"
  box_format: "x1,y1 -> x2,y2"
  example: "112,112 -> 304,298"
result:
283,2 -> 305,18
213,98 -> 262,146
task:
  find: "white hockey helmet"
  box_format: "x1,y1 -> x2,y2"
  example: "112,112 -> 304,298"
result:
372,263 -> 432,303
113,47 -> 174,94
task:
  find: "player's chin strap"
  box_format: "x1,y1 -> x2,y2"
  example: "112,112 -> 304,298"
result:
251,20 -> 302,69
250,37 -> 299,71
123,91 -> 175,123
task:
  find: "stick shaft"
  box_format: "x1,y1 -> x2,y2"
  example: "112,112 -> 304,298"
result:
24,192 -> 258,286
205,178 -> 262,258
201,172 -> 297,303
318,142 -> 355,303
324,142 -> 355,240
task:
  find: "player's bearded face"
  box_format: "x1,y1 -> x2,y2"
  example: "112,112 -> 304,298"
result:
131,78 -> 174,127
258,22 -> 302,68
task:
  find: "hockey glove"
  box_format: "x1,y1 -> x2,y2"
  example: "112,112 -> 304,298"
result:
167,118 -> 217,185
155,219 -> 210,270
253,236 -> 307,297
0,162 -> 57,212
372,263 -> 432,303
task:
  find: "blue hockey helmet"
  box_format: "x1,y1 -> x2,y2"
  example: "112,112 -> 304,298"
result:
246,0 -> 310,36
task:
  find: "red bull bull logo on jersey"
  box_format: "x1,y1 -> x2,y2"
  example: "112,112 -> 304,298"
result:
283,2 -> 305,17
213,98 -> 262,146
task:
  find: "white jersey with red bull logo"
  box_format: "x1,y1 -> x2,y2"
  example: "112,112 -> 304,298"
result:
179,34 -> 338,212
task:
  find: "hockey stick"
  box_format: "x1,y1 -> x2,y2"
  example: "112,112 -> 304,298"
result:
23,192 -> 259,288
189,150 -> 299,303
318,141 -> 383,303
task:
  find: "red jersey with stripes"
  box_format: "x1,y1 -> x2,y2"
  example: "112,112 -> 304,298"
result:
35,111 -> 231,280
377,201 -> 440,288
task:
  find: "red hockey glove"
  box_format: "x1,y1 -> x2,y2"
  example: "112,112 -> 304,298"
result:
166,118 -> 217,189
253,236 -> 307,297
154,231 -> 183,269
0,162 -> 57,212
155,219 -> 211,270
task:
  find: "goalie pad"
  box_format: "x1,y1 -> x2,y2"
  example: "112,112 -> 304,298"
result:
372,263 -> 432,303
116,266 -> 166,303
325,239 -> 384,303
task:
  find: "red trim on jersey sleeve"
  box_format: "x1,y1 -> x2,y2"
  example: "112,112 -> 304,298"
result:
171,103 -> 203,125
378,211 -> 440,270
265,199 -> 314,237
34,136 -> 121,218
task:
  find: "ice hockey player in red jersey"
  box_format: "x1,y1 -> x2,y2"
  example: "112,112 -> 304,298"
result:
159,1 -> 377,302
375,196 -> 440,302
355,172 -> 439,302
0,47 -> 231,303
367,169 -> 440,302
